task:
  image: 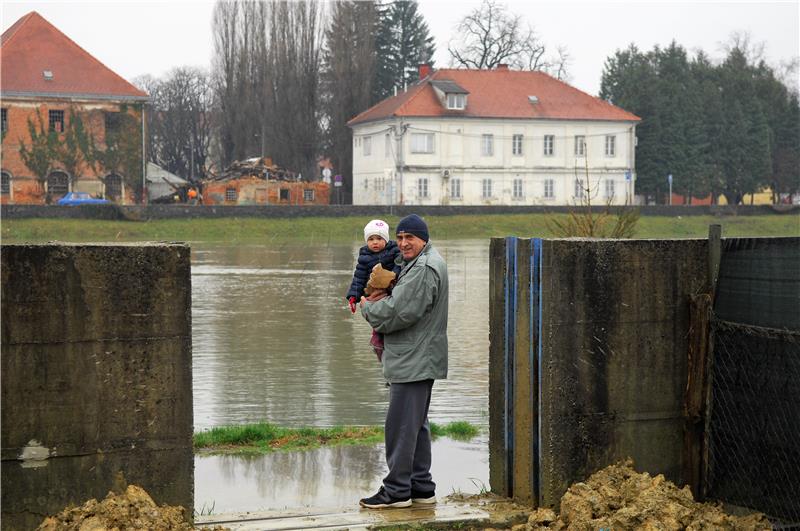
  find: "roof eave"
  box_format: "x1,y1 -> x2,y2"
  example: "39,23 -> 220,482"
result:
1,90 -> 150,103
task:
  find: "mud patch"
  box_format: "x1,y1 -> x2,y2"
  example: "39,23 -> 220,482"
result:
36,485 -> 228,531
528,459 -> 770,530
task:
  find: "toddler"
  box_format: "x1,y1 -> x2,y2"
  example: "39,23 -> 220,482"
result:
346,219 -> 401,360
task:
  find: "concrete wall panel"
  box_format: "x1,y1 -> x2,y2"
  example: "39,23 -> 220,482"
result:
1,243 -> 193,531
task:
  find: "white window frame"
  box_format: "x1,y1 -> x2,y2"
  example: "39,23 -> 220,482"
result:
450,177 -> 462,199
481,134 -> 494,156
363,135 -> 371,157
544,178 -> 554,199
447,93 -> 466,110
512,134 -> 523,156
418,177 -> 429,198
410,133 -> 435,154
574,179 -> 585,199
481,178 -> 493,199
604,179 -> 615,199
543,134 -> 554,156
375,177 -> 385,191
512,178 -> 524,199
575,135 -> 586,156
605,135 -> 616,157
303,189 -> 315,202
364,177 -> 369,190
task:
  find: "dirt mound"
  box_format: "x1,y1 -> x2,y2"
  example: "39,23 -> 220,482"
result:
524,459 -> 771,531
36,485 -> 227,531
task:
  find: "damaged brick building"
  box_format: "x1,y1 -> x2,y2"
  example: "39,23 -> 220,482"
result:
1,12 -> 148,205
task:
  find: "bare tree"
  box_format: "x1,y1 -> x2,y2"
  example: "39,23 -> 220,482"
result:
447,0 -> 569,77
136,68 -> 213,181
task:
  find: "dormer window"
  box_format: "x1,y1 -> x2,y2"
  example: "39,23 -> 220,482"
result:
430,80 -> 469,111
43,70 -> 53,81
447,93 -> 466,110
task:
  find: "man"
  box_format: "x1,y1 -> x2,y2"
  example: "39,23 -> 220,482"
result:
358,214 -> 449,509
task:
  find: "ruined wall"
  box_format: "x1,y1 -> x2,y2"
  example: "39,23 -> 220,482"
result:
1,243 -> 193,530
489,238 -> 707,507
203,178 -> 330,206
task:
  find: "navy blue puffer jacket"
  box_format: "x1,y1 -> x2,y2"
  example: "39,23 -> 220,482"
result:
346,240 -> 401,300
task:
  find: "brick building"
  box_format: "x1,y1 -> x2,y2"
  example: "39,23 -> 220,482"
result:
1,12 -> 148,204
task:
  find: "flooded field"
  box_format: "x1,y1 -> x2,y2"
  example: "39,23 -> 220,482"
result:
191,240 -> 491,513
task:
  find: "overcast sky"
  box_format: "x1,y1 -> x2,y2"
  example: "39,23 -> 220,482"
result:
2,0 -> 798,96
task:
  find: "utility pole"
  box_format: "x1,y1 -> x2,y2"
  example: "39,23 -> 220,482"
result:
394,120 -> 409,205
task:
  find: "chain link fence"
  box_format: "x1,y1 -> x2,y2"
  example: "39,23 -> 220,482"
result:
706,316 -> 800,525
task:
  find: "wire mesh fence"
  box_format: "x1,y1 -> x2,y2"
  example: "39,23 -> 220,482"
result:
706,316 -> 800,525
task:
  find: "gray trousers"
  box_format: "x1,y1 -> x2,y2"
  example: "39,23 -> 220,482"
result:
383,379 -> 436,498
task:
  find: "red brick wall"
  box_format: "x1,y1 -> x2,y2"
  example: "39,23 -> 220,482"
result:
203,178 -> 330,206
1,97 -> 142,204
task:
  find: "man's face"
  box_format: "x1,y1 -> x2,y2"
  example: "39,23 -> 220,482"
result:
396,232 -> 426,260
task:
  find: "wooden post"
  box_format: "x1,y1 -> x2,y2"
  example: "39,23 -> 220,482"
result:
489,237 -> 511,496
512,238 -> 533,504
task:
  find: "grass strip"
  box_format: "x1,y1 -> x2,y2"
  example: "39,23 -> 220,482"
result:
193,421 -> 480,455
3,213 -> 798,244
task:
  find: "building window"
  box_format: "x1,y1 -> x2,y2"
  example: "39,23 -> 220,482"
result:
363,136 -> 372,157
46,171 -> 69,198
481,134 -> 494,156
418,177 -> 429,198
410,133 -> 435,154
279,188 -> 290,201
575,135 -> 586,156
1,108 -> 7,134
482,178 -> 492,199
385,133 -> 391,158
363,177 -> 369,190
447,93 -> 466,110
604,179 -> 615,199
49,110 -> 64,133
543,134 -> 554,156
605,135 -> 616,157
544,178 -> 554,199
374,177 -> 386,191
574,179 -> 585,199
104,173 -> 122,201
225,187 -> 237,201
512,178 -> 523,199
1,171 -> 10,195
512,134 -> 523,156
104,111 -> 123,136
303,189 -> 315,202
450,178 -> 462,199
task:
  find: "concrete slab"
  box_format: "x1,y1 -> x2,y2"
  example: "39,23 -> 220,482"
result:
196,503 -> 490,530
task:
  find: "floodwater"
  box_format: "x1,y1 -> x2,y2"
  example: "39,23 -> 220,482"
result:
191,240 -> 491,513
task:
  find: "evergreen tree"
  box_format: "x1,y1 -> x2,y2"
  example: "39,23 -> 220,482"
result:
375,0 -> 435,100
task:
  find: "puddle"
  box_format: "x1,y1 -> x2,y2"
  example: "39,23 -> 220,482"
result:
195,437 -> 489,514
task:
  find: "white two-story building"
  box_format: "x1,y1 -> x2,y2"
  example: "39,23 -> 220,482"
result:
348,65 -> 640,206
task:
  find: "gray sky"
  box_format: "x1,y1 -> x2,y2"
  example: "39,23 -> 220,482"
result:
2,0 -> 798,96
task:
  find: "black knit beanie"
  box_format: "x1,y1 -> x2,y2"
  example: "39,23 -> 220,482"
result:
396,214 -> 429,242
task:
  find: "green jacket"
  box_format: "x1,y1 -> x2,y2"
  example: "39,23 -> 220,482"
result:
362,242 -> 449,383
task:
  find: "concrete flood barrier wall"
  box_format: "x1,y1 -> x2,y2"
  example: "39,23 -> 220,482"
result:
488,235 -> 800,523
1,243 -> 193,531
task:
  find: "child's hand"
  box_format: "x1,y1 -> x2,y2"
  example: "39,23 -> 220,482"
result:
348,296 -> 357,313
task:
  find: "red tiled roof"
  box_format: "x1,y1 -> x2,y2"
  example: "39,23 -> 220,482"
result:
348,68 -> 639,126
1,11 -> 147,100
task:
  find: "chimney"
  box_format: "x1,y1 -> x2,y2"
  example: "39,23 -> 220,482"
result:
418,63 -> 432,79
496,64 -> 509,71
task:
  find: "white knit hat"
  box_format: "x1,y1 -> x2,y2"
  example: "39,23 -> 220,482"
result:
364,219 -> 390,242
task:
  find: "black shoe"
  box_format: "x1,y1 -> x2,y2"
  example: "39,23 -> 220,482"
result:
411,489 -> 436,505
359,486 -> 411,509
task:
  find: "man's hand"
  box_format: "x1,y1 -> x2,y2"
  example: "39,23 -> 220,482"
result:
366,288 -> 388,301
348,296 -> 357,314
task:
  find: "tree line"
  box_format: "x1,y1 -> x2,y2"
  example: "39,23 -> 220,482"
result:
601,37 -> 799,204
137,0 -> 566,203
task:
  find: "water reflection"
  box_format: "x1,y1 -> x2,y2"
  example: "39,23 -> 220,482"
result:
191,240 -> 491,511
195,438 -> 489,513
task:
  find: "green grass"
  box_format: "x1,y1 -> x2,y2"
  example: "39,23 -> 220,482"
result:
193,421 -> 481,455
2,213 -> 797,244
